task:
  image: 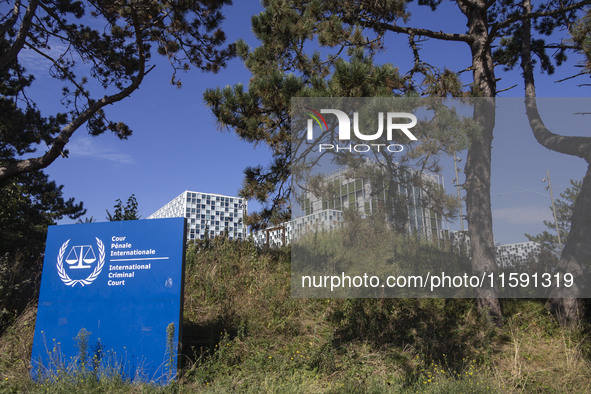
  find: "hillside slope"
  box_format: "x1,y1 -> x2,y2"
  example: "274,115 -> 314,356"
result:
1,239 -> 590,392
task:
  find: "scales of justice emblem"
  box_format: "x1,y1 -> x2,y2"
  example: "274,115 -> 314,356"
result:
56,238 -> 105,287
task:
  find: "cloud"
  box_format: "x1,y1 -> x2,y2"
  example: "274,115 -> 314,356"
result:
67,136 -> 134,165
493,206 -> 551,225
18,42 -> 70,73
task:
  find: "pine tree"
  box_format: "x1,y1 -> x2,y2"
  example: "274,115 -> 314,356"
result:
0,0 -> 234,181
0,170 -> 85,331
205,0 -> 589,321
526,179 -> 581,256
520,0 -> 591,323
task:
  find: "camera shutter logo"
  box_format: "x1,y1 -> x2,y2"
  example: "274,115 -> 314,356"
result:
56,237 -> 105,287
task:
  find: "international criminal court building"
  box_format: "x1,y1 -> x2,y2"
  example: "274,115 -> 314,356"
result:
148,191 -> 247,242
253,166 -> 449,247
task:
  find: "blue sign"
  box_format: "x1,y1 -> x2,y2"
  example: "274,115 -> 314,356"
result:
31,218 -> 186,383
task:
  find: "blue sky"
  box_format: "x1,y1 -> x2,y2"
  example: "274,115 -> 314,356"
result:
18,1 -> 590,244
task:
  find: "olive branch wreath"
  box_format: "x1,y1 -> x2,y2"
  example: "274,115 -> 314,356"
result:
56,238 -> 105,287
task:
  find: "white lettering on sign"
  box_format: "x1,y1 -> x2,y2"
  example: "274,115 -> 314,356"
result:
111,242 -> 132,249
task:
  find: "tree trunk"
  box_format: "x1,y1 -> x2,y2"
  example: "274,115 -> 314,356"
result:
520,0 -> 591,325
466,98 -> 501,322
525,99 -> 591,325
462,1 -> 503,322
544,164 -> 591,325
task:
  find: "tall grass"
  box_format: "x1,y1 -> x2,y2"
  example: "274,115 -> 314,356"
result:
1,238 -> 590,392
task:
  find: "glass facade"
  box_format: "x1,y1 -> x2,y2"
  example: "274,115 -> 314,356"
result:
496,241 -> 541,268
147,191 -> 247,242
252,209 -> 344,247
298,167 -> 447,242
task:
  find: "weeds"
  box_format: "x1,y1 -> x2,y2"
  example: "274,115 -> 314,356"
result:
2,242 -> 591,392
165,322 -> 176,380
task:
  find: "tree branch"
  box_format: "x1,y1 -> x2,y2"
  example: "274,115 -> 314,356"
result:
376,21 -> 472,43
525,99 -> 591,161
0,0 -> 22,35
521,0 -> 591,162
555,71 -> 587,83
0,0 -> 39,70
496,84 -> 517,93
24,42 -> 88,99
491,0 -> 591,37
0,6 -> 148,181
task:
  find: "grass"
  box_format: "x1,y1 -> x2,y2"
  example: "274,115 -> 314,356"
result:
1,238 -> 591,392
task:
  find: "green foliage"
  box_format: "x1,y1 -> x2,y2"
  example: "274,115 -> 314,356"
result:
106,194 -> 140,221
32,327 -> 128,390
22,324 -> 185,391
181,240 -> 498,390
526,179 -> 581,255
571,9 -> 591,74
76,216 -> 97,224
328,299 -> 497,366
74,328 -> 91,374
0,171 -> 85,258
165,322 -> 176,380
205,0 -> 586,232
204,0 -> 417,229
2,242 -> 591,391
291,214 -> 471,298
0,170 -> 84,332
0,36 -> 66,163
0,0 -> 235,180
493,2 -> 582,75
204,5 -> 466,229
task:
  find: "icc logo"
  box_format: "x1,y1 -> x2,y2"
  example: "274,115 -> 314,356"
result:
56,238 -> 105,287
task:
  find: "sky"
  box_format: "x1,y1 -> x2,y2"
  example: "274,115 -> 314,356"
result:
14,1 -> 591,245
